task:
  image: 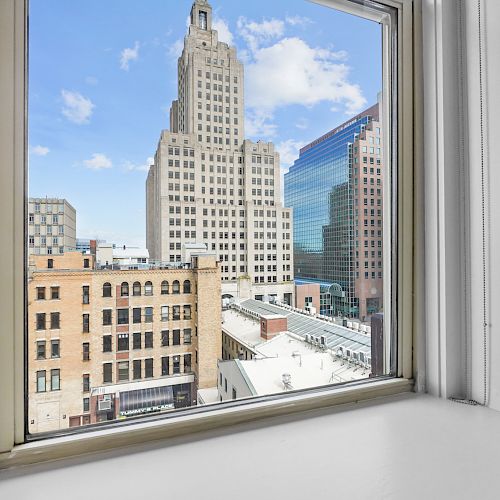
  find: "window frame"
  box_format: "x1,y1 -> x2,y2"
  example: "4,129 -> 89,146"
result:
0,0 -> 419,468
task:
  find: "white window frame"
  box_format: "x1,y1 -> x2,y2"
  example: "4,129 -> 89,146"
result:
0,0 -> 419,467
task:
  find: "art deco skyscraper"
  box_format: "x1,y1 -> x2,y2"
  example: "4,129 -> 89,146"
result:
146,0 -> 294,304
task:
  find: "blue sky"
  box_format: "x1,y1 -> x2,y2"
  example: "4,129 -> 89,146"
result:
28,0 -> 381,247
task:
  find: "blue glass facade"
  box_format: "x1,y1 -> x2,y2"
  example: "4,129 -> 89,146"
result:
285,105 -> 381,318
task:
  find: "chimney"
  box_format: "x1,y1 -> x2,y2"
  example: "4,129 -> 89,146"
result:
260,315 -> 287,341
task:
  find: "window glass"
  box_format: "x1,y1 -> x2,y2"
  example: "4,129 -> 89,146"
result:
26,0 -> 393,438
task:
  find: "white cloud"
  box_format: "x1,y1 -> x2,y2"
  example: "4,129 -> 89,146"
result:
246,37 -> 366,117
83,153 -> 113,170
169,39 -> 184,59
245,109 -> 278,139
120,41 -> 140,71
276,139 -> 307,169
285,15 -> 313,27
213,17 -> 234,45
32,145 -> 50,156
123,157 -> 154,173
61,90 -> 95,124
237,17 -> 285,52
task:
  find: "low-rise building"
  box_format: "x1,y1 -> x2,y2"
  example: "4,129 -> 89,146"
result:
199,299 -> 374,405
28,252 -> 221,434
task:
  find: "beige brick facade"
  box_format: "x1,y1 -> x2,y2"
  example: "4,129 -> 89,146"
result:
146,0 -> 294,304
28,252 -> 221,434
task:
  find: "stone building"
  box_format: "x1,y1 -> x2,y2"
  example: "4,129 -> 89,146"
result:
146,0 -> 294,305
27,251 -> 221,433
28,198 -> 76,256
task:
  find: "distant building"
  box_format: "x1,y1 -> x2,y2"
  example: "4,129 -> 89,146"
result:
76,239 -> 106,254
96,243 -> 150,270
28,198 -> 76,255
285,103 -> 384,320
146,0 -> 294,305
27,251 -> 221,433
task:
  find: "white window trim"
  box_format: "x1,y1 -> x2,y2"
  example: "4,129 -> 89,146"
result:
0,0 -> 420,467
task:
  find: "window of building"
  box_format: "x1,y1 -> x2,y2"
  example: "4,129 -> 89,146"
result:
133,360 -> 142,380
82,285 -> 89,304
161,280 -> 169,294
36,341 -> 46,360
102,282 -> 112,297
82,314 -> 90,333
184,354 -> 192,372
117,334 -> 129,352
172,280 -> 180,294
183,280 -> 191,294
120,282 -> 129,297
173,330 -> 181,346
50,312 -> 61,330
82,343 -> 90,361
172,355 -> 181,374
144,358 -> 154,378
161,306 -> 169,321
36,287 -> 45,300
133,282 -> 141,296
51,286 -> 60,300
102,309 -> 112,326
144,281 -> 153,296
161,330 -> 169,347
183,305 -> 191,320
83,398 -> 90,413
161,357 -> 169,376
103,363 -> 113,384
36,313 -> 46,331
117,309 -> 129,325
50,369 -> 60,391
36,371 -> 46,393
133,308 -> 141,324
183,328 -> 192,345
103,335 -> 112,353
144,307 -> 153,323
172,306 -> 181,321
145,331 -> 153,349
51,339 -> 60,358
82,374 -> 90,392
118,362 -> 129,382
133,332 -> 141,350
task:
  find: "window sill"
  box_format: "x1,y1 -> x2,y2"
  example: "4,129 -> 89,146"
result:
0,377 -> 412,469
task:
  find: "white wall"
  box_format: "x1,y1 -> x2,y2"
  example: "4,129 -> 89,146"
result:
423,0 -> 500,410
465,0 -> 500,409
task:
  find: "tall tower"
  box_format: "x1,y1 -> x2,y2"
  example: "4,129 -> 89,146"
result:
146,0 -> 294,305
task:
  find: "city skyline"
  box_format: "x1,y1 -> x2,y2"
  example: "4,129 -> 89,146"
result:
28,0 -> 381,247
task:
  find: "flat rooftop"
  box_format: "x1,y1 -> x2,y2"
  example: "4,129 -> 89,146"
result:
237,299 -> 371,356
239,353 -> 369,395
222,309 -> 263,349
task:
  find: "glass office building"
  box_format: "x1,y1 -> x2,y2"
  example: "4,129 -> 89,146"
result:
284,104 -> 383,319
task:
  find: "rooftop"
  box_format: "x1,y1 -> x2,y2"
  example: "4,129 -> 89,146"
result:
237,352 -> 369,395
237,299 -> 371,357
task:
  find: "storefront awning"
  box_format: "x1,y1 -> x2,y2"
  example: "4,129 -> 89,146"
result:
119,386 -> 174,417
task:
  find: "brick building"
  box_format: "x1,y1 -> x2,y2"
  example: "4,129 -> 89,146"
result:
27,252 -> 221,434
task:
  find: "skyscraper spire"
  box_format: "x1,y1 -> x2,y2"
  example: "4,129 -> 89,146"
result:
190,0 -> 212,31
